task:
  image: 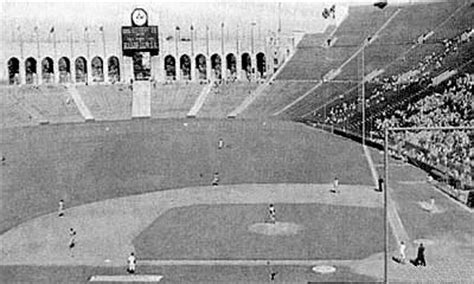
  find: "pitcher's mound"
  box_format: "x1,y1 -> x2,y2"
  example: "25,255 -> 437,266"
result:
248,222 -> 303,236
417,201 -> 444,213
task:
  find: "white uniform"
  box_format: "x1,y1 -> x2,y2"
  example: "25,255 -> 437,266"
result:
58,201 -> 65,217
400,243 -> 406,263
218,139 -> 224,149
128,254 -> 136,272
333,178 -> 339,192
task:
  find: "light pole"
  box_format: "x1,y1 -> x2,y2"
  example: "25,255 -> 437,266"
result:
361,41 -> 366,146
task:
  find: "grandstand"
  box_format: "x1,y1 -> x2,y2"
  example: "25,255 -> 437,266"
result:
1,1 -> 473,283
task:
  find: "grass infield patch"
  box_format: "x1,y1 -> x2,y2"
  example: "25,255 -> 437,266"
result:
133,203 -> 384,260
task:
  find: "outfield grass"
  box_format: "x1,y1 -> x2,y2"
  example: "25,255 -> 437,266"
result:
0,264 -> 379,283
0,119 -> 373,235
134,203 -> 384,260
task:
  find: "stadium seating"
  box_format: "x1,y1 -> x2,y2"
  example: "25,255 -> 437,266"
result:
151,82 -> 205,119
0,88 -> 36,128
77,84 -> 132,121
198,81 -> 259,118
241,81 -> 316,118
6,85 -> 83,124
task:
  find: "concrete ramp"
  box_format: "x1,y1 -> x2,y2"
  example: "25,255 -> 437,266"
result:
132,81 -> 151,118
67,86 -> 94,122
186,83 -> 212,118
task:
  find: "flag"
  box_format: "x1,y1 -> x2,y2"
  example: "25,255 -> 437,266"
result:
374,0 -> 388,9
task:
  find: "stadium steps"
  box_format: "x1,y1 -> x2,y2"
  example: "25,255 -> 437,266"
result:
186,83 -> 212,118
132,81 -> 151,118
151,83 -> 204,119
198,82 -> 259,118
67,86 -> 94,122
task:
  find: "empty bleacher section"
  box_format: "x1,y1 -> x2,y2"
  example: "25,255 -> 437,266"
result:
276,5 -> 398,81
335,2 -> 469,81
241,81 -> 316,119
77,84 -> 132,121
151,83 -> 204,119
0,88 -> 36,128
198,82 -> 258,118
4,85 -> 82,125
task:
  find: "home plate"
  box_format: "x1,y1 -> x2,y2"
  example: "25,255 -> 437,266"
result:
312,265 -> 336,274
89,275 -> 163,282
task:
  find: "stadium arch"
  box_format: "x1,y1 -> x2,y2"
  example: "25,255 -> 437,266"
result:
195,54 -> 207,80
25,57 -> 37,85
256,52 -> 266,79
241,53 -> 252,79
164,55 -> 176,80
41,57 -> 54,84
91,56 -> 104,82
75,56 -> 88,83
180,54 -> 192,80
7,57 -> 20,85
211,53 -> 222,80
58,57 -> 71,84
226,53 -> 237,79
107,56 -> 121,83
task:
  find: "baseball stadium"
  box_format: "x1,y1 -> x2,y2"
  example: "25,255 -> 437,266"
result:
0,1 -> 473,283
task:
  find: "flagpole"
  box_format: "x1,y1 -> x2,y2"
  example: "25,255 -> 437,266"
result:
35,27 -> 41,60
52,27 -> 57,60
206,25 -> 210,56
191,25 -> 194,57
221,22 -> 224,57
18,26 -> 24,59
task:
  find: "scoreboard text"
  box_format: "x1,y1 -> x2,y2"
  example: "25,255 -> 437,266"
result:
122,26 -> 159,54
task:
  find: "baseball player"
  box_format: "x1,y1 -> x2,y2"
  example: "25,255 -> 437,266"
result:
58,199 -> 65,217
128,252 -> 136,273
69,228 -> 76,257
268,204 -> 276,224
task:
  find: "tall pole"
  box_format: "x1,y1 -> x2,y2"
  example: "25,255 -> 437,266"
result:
362,44 -> 366,146
101,26 -> 106,63
175,26 -> 180,59
236,24 -> 240,54
35,27 -> 41,59
221,22 -> 225,57
278,2 -> 282,33
384,126 -> 389,283
251,22 -> 256,54
18,26 -> 24,59
69,29 -> 74,59
206,25 -> 210,56
190,25 -> 194,57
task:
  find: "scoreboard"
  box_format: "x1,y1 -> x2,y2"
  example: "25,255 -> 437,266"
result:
122,26 -> 159,55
